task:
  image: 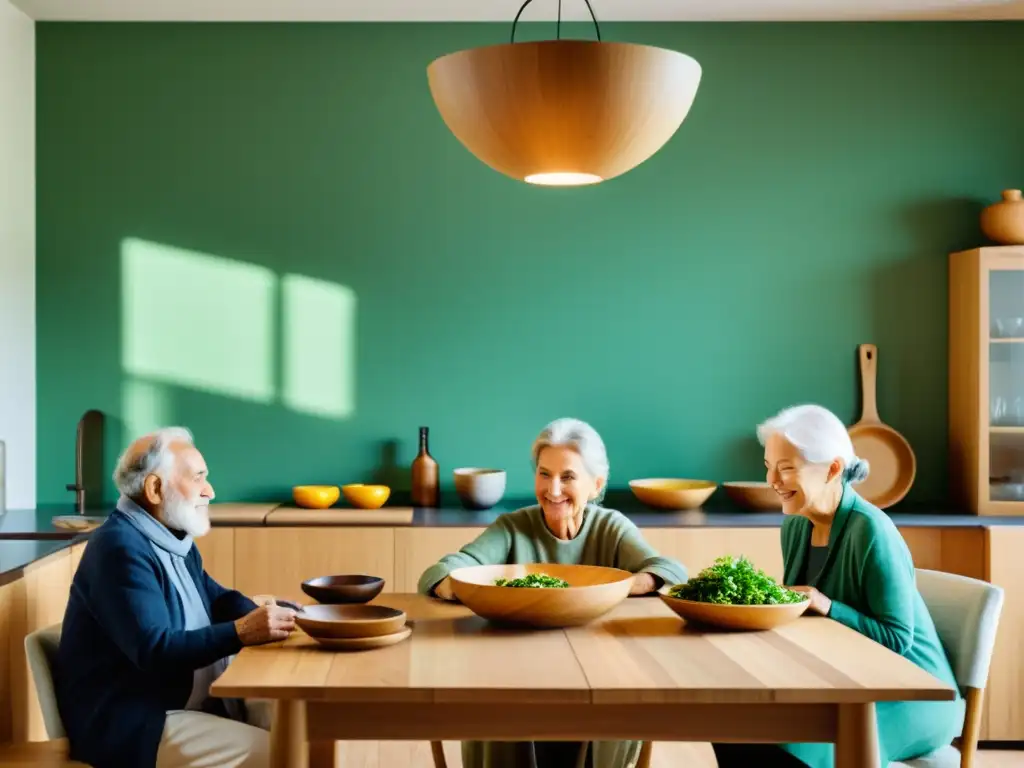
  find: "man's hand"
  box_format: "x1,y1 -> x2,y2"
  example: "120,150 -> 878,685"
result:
234,604 -> 297,645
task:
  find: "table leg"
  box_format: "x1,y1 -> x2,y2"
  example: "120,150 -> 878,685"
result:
835,703 -> 879,768
269,700 -> 308,768
309,741 -> 337,768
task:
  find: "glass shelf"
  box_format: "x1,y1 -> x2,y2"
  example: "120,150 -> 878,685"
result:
988,269 -> 1024,504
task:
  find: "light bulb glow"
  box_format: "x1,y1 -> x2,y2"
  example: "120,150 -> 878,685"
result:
524,172 -> 604,186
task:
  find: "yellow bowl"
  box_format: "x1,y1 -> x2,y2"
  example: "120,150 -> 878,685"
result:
629,478 -> 717,510
342,484 -> 391,509
292,485 -> 340,509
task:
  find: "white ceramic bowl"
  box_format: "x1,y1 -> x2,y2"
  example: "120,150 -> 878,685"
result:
453,467 -> 506,510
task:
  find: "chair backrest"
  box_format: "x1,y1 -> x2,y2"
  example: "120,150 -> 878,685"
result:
24,623 -> 65,739
915,569 -> 1004,691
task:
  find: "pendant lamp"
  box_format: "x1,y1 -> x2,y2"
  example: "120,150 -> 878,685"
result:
426,0 -> 702,186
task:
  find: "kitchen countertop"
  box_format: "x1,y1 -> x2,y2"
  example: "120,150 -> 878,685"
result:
0,537 -> 78,588
6,492 -> 1024,536
0,493 -> 1020,584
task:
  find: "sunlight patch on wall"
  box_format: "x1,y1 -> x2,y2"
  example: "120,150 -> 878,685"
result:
122,377 -> 170,441
120,238 -> 357,422
281,274 -> 357,419
121,238 -> 276,403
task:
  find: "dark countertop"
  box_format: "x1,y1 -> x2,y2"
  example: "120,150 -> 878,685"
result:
0,537 -> 78,588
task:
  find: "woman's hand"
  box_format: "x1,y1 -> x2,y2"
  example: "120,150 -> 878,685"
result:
433,577 -> 456,601
629,572 -> 659,596
788,585 -> 832,616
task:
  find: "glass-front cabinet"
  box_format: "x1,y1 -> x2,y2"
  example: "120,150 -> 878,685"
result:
950,245 -> 1024,514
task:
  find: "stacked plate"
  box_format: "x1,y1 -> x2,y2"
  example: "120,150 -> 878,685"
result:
295,604 -> 411,650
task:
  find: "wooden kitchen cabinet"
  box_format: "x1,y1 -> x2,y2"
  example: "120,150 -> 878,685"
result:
233,528 -> 395,604
983,527 -> 1024,741
949,245 -> 1024,515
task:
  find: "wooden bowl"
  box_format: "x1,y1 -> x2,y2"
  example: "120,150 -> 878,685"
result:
448,563 -> 634,628
301,574 -> 386,604
629,478 -> 717,510
295,604 -> 407,639
342,483 -> 391,509
292,485 -> 340,509
658,589 -> 810,631
722,481 -> 781,511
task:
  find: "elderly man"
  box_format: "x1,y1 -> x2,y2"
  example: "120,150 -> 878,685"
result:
56,427 -> 296,768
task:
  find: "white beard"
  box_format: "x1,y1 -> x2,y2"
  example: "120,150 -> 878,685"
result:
162,485 -> 211,538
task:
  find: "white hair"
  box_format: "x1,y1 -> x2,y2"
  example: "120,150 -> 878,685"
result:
113,426 -> 194,498
756,404 -> 870,484
531,418 -> 610,499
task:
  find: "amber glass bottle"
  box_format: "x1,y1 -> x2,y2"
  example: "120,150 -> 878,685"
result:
411,426 -> 439,507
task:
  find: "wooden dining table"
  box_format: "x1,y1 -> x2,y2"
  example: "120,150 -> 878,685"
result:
210,593 -> 957,768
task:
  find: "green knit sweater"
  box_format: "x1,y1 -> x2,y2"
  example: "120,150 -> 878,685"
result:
417,503 -> 689,596
417,503 -> 689,768
779,484 -> 964,768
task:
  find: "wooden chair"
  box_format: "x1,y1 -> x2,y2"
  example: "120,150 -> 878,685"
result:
890,569 -> 1005,768
0,738 -> 89,767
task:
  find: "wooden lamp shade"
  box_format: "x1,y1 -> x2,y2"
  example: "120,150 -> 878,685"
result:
427,39 -> 702,186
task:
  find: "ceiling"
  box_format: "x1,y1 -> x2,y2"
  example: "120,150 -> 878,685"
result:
10,0 -> 1024,21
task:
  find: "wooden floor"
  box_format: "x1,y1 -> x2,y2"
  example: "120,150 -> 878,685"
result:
334,741 -> 1024,767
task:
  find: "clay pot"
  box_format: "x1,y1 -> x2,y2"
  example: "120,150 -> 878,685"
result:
981,189 -> 1024,245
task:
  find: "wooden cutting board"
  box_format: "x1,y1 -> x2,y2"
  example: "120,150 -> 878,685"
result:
264,506 -> 415,526
207,503 -> 282,524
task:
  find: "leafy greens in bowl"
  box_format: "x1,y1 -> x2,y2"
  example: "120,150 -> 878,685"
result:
668,555 -> 804,606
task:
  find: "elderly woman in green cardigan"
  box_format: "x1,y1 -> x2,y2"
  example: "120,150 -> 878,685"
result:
419,417 -> 689,768
714,404 -> 964,768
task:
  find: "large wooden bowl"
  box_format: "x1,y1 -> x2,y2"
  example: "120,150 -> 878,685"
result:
448,563 -> 634,628
659,589 -> 810,631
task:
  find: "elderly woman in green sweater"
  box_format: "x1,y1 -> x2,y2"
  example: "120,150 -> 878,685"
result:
714,404 -> 964,768
419,417 -> 688,768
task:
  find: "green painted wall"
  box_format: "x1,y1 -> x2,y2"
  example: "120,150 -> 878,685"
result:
35,21 -> 1024,506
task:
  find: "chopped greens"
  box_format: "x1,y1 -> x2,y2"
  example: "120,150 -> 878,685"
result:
668,555 -> 804,606
495,573 -> 570,589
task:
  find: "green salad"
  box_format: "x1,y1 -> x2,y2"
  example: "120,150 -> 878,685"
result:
667,555 -> 804,606
495,573 -> 570,589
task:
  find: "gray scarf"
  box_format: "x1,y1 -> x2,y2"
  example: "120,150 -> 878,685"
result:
116,496 -> 242,720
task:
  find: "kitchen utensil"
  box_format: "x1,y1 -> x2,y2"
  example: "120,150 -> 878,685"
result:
301,574 -> 386,604
453,467 -> 506,510
341,484 -> 390,509
295,604 -> 407,640
292,485 -> 340,509
51,515 -> 105,532
847,344 -> 917,508
448,563 -> 633,628
307,625 -> 413,651
722,481 -> 781,511
628,478 -> 717,510
658,588 -> 810,631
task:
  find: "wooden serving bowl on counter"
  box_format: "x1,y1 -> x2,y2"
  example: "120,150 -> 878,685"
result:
629,478 -> 717,510
722,481 -> 781,511
658,587 -> 810,631
448,563 -> 634,628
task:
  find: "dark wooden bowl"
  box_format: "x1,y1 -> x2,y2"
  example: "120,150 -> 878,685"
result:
300,574 -> 386,604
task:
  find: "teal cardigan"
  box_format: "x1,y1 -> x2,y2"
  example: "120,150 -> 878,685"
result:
779,484 -> 965,767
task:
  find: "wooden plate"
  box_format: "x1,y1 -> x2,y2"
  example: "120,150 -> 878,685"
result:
308,625 -> 412,651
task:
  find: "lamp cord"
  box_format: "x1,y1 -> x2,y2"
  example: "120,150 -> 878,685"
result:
510,0 -> 601,43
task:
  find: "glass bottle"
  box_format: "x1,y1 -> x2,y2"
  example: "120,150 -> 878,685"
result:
411,427 -> 439,507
